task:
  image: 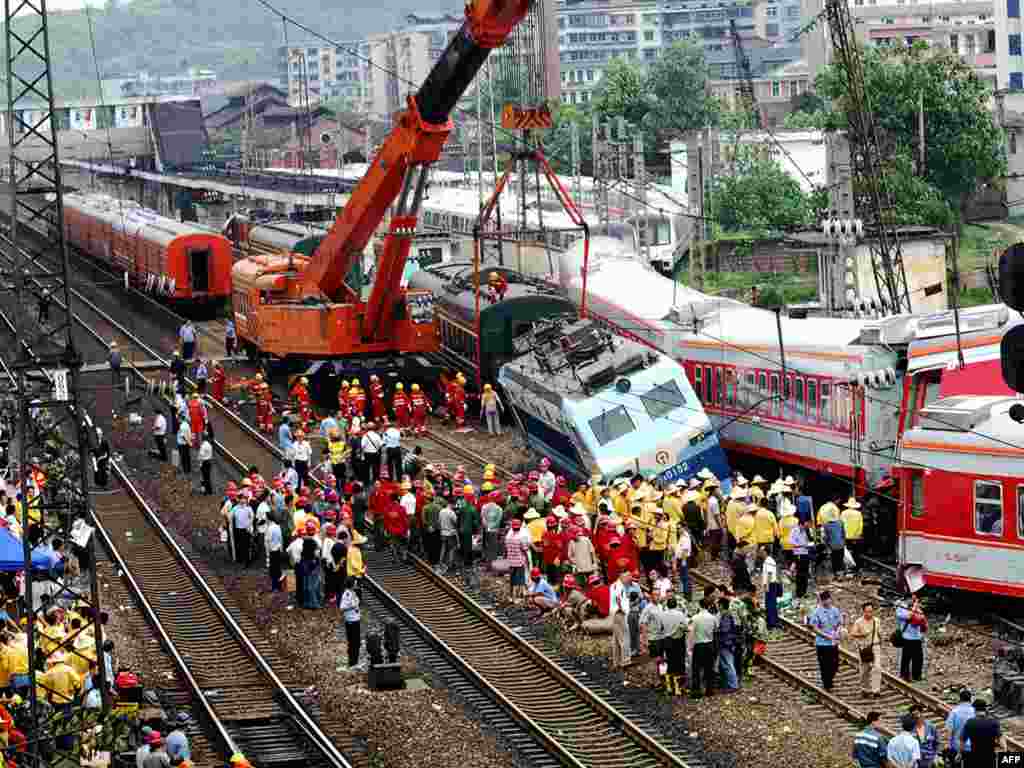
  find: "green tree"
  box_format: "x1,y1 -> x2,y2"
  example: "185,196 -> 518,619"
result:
544,102 -> 594,175
817,42 -> 1005,219
643,41 -> 720,139
591,57 -> 648,127
710,146 -> 813,233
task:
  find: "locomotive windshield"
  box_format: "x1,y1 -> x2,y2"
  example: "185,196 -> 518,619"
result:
638,380 -> 686,420
589,405 -> 636,446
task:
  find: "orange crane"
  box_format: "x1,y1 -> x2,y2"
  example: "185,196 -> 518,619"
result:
231,0 -> 536,362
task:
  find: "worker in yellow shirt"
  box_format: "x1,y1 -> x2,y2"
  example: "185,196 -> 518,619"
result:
840,497 -> 864,573
1,634 -> 28,693
525,509 -> 546,544
612,480 -> 630,520
749,475 -> 768,503
735,503 -> 756,550
36,653 -> 81,705
347,531 -> 367,578
663,484 -> 683,525
778,506 -> 800,568
725,486 -> 748,555
648,508 -> 671,567
753,503 -> 780,550
817,497 -> 840,527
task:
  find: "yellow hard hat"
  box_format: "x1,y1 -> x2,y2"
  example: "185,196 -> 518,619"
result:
483,469 -> 495,480
482,481 -> 494,491
483,383 -> 492,391
411,383 -> 420,392
485,463 -> 496,472
463,484 -> 474,495
396,383 -> 404,391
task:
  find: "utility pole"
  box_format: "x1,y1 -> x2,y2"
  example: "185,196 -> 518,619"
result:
634,132 -> 649,267
4,0 -> 110,763
617,117 -> 629,221
570,120 -> 580,210
918,91 -> 925,175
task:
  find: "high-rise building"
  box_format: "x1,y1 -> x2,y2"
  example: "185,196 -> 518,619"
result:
556,0 -> 803,105
277,41 -> 372,110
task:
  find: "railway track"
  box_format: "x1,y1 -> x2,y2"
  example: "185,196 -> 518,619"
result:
92,465 -> 350,768
365,551 -> 706,768
690,565 -> 1024,746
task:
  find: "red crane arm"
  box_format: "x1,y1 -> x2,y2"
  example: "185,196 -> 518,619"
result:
300,0 -> 535,308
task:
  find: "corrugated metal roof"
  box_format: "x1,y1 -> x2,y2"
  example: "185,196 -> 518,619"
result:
151,101 -> 209,170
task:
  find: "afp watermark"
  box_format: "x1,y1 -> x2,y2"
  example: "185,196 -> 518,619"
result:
999,754 -> 1024,766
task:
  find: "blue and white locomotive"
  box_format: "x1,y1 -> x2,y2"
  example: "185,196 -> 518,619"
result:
499,317 -> 731,486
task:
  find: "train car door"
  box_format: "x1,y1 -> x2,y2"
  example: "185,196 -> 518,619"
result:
189,248 -> 210,293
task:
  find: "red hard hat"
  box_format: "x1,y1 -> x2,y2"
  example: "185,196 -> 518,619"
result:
510,518 -> 522,529
323,508 -> 338,521
325,523 -> 337,536
545,515 -> 557,528
305,520 -> 317,534
528,471 -> 539,481
557,475 -> 567,486
226,481 -> 237,491
530,567 -> 541,579
563,575 -> 577,589
587,574 -> 601,586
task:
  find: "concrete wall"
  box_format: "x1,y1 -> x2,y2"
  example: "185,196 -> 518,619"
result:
851,237 -> 949,313
0,126 -> 151,167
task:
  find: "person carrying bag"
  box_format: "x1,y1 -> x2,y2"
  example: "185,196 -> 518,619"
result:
851,601 -> 883,697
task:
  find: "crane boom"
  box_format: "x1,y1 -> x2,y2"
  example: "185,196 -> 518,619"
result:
824,0 -> 912,314
729,18 -> 761,130
301,0 -> 535,339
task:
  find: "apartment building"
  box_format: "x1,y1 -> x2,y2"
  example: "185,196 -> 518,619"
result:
278,40 -> 373,110
801,0 -> 996,85
557,0 -> 803,104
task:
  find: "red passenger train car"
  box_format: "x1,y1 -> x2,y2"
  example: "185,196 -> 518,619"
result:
62,193 -> 233,303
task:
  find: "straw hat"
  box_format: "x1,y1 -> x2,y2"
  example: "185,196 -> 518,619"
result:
523,509 -> 541,521
352,530 -> 368,546
703,478 -> 720,489
687,478 -> 701,489
844,497 -> 862,509
553,506 -> 569,519
697,468 -> 714,480
751,475 -> 767,485
736,473 -> 748,486
784,475 -> 796,486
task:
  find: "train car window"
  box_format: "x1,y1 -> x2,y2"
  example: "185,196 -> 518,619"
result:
693,366 -> 703,401
704,366 -> 712,402
770,374 -> 779,416
757,372 -> 767,411
714,368 -> 723,405
1018,486 -> 1024,539
588,405 -> 636,446
910,472 -> 924,518
795,378 -> 805,418
650,217 -> 672,245
820,381 -> 831,424
974,480 -> 1004,536
725,369 -> 736,408
807,380 -> 818,422
745,371 -> 755,407
639,379 -> 686,420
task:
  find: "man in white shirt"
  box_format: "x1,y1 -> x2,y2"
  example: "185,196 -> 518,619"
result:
674,525 -> 693,600
609,571 -> 632,669
439,501 -> 459,571
198,433 -> 214,495
176,419 -> 192,475
360,424 -> 383,484
383,425 -> 402,482
149,411 -> 168,461
231,494 -> 254,566
760,545 -> 782,628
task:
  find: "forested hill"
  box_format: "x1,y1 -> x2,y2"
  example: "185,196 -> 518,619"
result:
7,0 -> 432,99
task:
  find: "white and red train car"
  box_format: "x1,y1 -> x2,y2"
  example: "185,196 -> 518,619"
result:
558,240 -> 1024,598
556,238 -> 905,491
62,193 -> 233,303
897,306 -> 1024,598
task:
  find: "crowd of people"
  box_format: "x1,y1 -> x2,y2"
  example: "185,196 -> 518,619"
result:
853,693 -> 1006,768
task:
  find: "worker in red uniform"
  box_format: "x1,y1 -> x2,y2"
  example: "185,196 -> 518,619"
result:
606,535 -> 639,583
383,489 -> 409,560
210,361 -> 226,404
486,270 -> 508,303
369,374 -> 387,424
247,372 -> 264,401
585,574 -> 611,618
290,376 -> 312,429
337,380 -> 351,419
350,382 -> 367,420
541,515 -> 565,586
448,373 -> 467,428
187,392 -> 207,447
410,383 -> 429,435
552,476 -> 571,510
256,383 -> 275,434
392,383 -> 411,429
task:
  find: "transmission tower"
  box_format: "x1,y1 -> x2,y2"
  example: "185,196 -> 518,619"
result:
824,0 -> 912,314
3,0 -> 109,763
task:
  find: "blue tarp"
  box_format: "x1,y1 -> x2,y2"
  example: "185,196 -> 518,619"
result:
0,529 -> 50,571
